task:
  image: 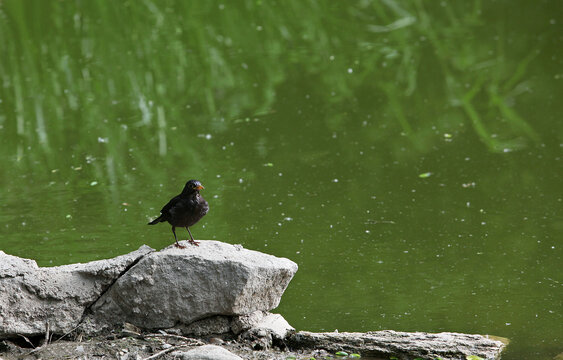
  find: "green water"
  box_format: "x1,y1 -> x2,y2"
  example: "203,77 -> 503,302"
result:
1,1 -> 562,358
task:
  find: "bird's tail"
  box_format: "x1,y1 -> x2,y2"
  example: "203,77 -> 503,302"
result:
148,215 -> 163,225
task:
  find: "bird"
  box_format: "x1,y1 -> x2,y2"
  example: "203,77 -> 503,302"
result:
148,179 -> 209,248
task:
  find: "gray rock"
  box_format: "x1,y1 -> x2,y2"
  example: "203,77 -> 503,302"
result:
173,315 -> 232,336
171,311 -> 294,338
233,311 -> 294,339
90,240 -> 298,330
288,330 -> 508,360
0,246 -> 153,338
230,310 -> 267,334
0,241 -> 297,339
171,345 -> 243,360
252,313 -> 294,340
238,312 -> 294,350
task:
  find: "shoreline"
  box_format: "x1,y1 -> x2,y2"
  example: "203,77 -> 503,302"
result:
0,327 -> 509,360
0,242 -> 507,360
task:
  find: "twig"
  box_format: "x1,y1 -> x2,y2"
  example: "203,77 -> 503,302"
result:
52,322 -> 83,343
26,321 -> 60,356
142,344 -> 189,360
18,334 -> 35,348
143,333 -> 204,345
44,321 -> 50,345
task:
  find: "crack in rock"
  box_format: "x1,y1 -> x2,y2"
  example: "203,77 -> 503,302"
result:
80,247 -> 154,321
0,245 -> 154,338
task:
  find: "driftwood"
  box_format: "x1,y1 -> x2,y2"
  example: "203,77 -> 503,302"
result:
287,330 -> 508,360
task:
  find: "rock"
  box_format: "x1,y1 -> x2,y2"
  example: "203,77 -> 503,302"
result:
173,315 -> 232,336
238,312 -> 295,349
252,313 -> 294,340
288,330 -> 507,360
89,240 -> 298,330
0,246 -> 153,338
171,345 -> 243,360
0,241 -> 297,339
231,310 -> 266,334
171,311 -> 293,339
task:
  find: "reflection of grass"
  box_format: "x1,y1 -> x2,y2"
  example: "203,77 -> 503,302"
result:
461,75 -> 498,150
411,0 -> 543,152
460,71 -> 539,152
489,85 -> 539,142
0,0 -> 555,189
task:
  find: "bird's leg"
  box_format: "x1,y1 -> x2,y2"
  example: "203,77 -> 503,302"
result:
172,226 -> 186,249
185,227 -> 200,246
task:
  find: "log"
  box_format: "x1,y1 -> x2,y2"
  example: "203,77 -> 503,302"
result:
287,330 -> 508,360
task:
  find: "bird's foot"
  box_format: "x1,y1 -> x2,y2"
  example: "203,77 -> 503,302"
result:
188,240 -> 200,247
174,242 -> 187,249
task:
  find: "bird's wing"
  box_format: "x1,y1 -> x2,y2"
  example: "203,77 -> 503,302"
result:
159,194 -> 182,215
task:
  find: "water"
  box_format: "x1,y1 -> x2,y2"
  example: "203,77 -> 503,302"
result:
0,1 -> 562,358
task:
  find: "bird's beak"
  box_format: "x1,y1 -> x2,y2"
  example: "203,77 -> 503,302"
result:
196,185 -> 204,190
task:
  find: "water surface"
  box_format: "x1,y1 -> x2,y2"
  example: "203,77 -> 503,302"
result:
0,1 -> 561,359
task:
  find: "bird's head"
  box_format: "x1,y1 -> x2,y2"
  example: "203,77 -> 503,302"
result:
183,179 -> 205,193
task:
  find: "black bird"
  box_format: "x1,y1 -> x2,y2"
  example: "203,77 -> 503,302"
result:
148,179 -> 209,248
